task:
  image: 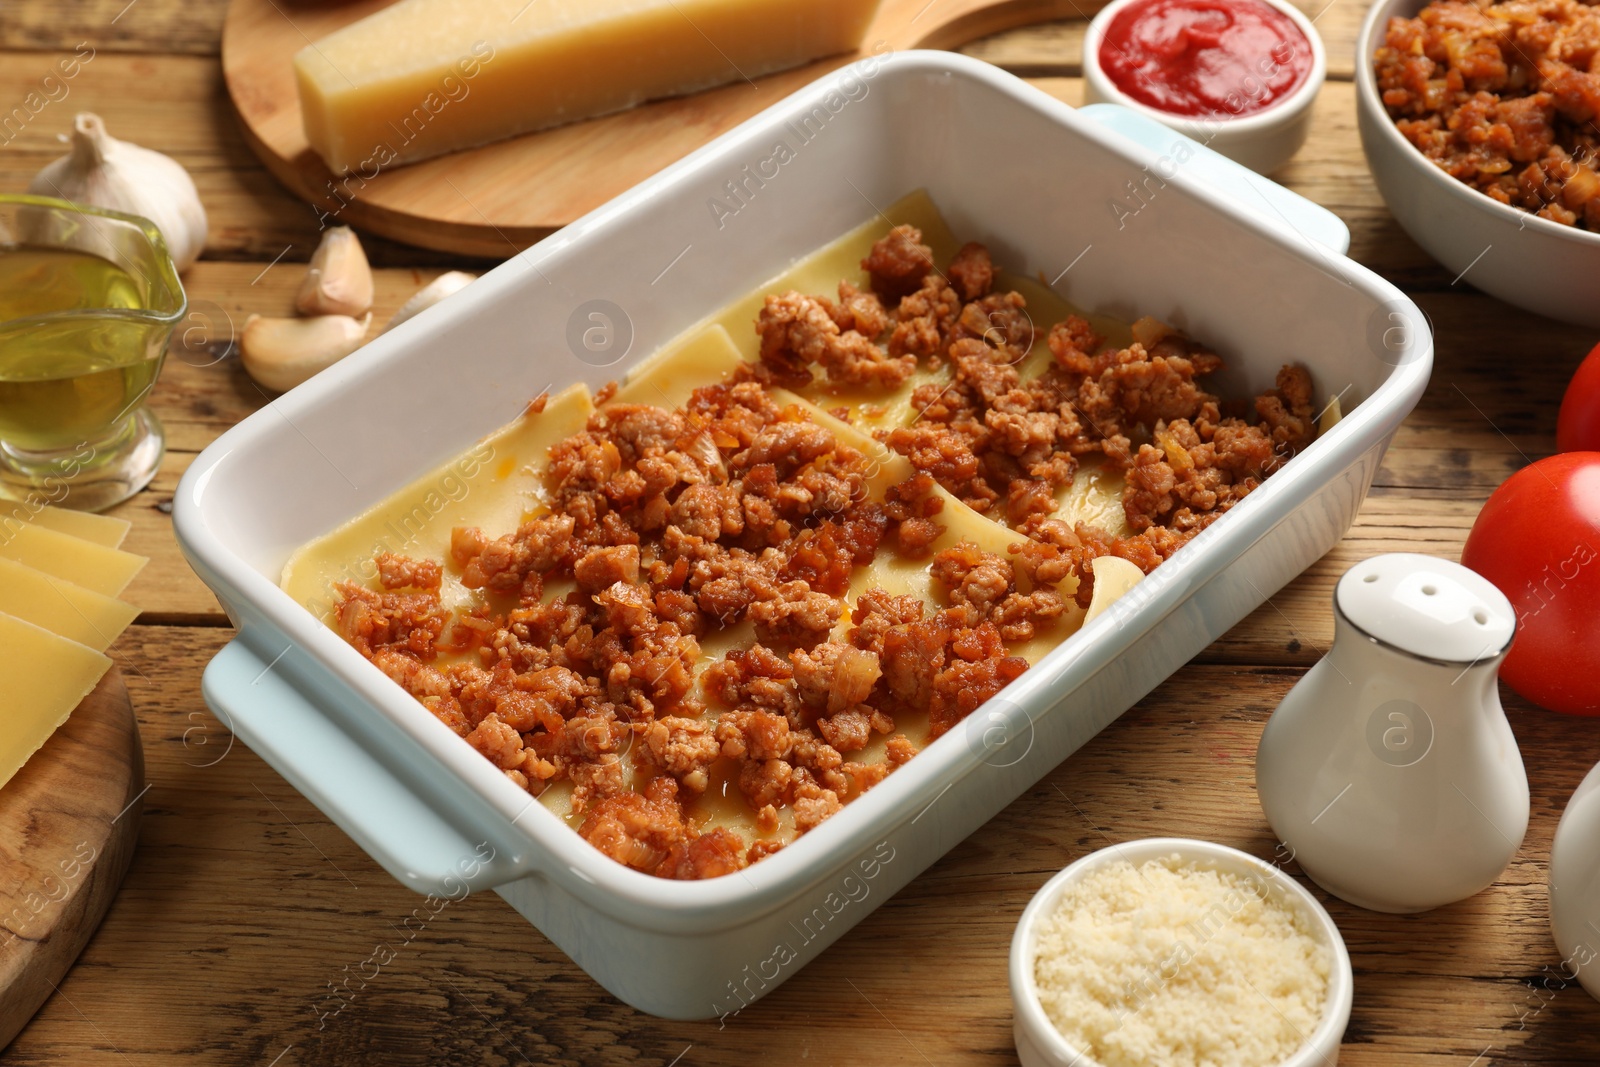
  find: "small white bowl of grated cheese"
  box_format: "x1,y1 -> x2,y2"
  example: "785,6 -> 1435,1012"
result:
1010,838 -> 1353,1067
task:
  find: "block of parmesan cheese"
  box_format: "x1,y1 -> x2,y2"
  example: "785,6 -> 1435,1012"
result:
0,557 -> 139,652
0,502 -> 131,549
0,521 -> 146,597
0,612 -> 112,791
295,0 -> 883,175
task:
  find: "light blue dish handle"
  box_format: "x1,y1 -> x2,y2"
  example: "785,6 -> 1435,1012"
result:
202,635 -> 524,896
1078,104 -> 1351,254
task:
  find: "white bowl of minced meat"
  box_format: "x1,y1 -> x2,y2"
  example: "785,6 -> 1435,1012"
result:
1357,0 -> 1600,328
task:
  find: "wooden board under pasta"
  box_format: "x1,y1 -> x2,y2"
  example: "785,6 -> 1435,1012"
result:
0,671 -> 143,1051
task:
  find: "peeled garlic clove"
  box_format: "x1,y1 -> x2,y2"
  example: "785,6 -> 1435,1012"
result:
295,226 -> 373,317
240,312 -> 371,393
29,112 -> 208,273
1084,556 -> 1145,623
382,270 -> 476,334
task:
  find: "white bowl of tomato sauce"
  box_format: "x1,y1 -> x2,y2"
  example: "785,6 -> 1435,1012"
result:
1084,0 -> 1326,175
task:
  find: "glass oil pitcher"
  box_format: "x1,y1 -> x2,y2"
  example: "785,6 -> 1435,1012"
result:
0,194 -> 186,511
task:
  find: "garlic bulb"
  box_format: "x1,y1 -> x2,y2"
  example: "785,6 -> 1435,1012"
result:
296,226 -> 373,317
29,112 -> 208,273
382,270 -> 476,333
240,313 -> 371,393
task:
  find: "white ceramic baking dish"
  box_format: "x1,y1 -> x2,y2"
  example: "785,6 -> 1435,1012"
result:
175,51 -> 1430,1021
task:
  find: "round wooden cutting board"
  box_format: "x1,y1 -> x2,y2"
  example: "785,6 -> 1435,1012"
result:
222,0 -> 1103,256
0,670 -> 143,1050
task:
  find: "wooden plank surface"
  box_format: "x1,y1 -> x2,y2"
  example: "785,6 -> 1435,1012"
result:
4,0 -> 1600,1063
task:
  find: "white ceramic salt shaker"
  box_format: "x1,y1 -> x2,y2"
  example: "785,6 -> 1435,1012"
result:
1256,552 -> 1526,913
1550,760 -> 1600,1001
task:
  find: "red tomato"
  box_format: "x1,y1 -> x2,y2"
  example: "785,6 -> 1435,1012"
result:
1461,452 -> 1600,716
1557,342 -> 1600,453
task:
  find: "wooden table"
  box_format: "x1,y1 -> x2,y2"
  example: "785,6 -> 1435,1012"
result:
3,2 -> 1597,1064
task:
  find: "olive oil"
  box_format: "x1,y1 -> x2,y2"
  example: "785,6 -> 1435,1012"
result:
0,247 -> 159,453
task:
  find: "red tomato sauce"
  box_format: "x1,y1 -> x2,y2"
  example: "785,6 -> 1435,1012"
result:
1098,0 -> 1312,118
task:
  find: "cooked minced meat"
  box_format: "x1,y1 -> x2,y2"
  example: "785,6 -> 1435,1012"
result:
333,377 -> 1011,878
1375,0 -> 1600,230
331,227 -> 1313,880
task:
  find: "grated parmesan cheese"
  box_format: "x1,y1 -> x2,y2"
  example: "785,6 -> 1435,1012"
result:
1032,854 -> 1330,1067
